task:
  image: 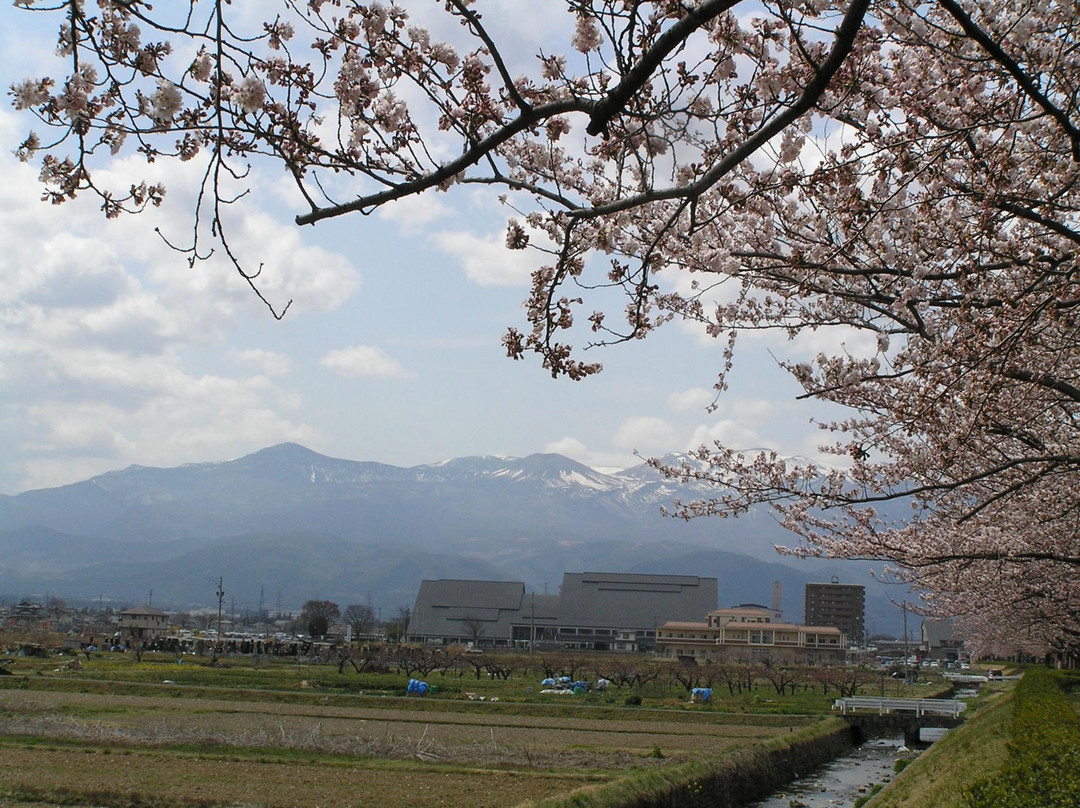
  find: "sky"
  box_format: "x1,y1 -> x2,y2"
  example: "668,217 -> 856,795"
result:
0,2 -> 867,497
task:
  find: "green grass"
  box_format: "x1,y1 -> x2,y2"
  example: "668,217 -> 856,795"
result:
868,669 -> 1080,808
963,668 -> 1080,808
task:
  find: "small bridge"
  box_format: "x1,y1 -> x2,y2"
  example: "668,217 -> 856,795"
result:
833,698 -> 967,747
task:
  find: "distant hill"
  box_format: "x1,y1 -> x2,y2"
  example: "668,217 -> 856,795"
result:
0,443 -> 909,633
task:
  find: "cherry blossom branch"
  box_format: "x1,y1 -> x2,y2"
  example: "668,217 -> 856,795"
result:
572,0 -> 873,220
294,98 -> 587,225
937,0 -> 1080,162
584,0 -> 740,136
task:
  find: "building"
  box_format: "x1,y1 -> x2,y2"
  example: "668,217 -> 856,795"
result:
409,572 -> 718,650
408,580 -> 559,647
804,579 -> 865,646
656,605 -> 847,664
551,572 -> 717,651
117,606 -> 169,644
921,618 -> 964,661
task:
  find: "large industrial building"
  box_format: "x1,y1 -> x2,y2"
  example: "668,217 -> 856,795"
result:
804,578 -> 865,646
408,572 -> 718,651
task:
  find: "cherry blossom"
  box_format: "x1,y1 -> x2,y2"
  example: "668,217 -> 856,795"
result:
8,0 -> 1080,656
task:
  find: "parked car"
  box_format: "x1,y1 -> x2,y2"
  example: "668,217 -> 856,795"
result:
987,668 -> 1003,680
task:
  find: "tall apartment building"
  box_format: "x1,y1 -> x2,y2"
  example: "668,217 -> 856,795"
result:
804,578 -> 865,645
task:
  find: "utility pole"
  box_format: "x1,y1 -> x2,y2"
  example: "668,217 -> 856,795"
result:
216,578 -> 225,641
901,601 -> 909,694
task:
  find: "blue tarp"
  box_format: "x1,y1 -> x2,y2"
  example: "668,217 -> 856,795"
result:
407,678 -> 429,695
691,687 -> 712,702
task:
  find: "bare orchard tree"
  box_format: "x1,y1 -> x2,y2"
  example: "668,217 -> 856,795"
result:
384,606 -> 411,644
343,604 -> 376,640
10,0 -> 1080,649
599,656 -> 663,689
808,665 -> 877,698
386,644 -> 447,678
456,615 -> 488,648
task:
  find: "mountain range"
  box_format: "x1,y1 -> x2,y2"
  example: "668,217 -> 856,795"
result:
0,443 -> 910,634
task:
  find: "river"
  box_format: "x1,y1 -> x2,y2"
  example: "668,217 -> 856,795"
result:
747,736 -> 917,808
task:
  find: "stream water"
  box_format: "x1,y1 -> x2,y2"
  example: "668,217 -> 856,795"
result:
747,736 -> 915,808
747,687 -> 978,807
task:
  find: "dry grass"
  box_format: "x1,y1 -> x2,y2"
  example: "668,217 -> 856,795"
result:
0,683 -> 807,807
0,744 -> 599,808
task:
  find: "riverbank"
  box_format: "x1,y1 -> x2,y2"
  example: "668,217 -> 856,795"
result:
747,737 -> 914,808
867,682 -> 1015,808
523,719 -> 856,808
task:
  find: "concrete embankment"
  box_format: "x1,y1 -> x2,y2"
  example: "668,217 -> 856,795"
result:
526,719 -> 856,808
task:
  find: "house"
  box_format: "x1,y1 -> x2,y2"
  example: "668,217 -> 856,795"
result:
921,618 -> 964,661
117,606 -> 169,644
8,601 -> 44,625
656,605 -> 847,664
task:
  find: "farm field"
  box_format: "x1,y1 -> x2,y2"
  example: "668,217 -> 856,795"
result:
0,649 -> 830,808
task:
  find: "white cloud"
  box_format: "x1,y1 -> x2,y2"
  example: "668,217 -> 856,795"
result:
612,416 -> 677,451
0,107 -> 359,491
686,420 -> 769,453
785,324 -> 879,361
228,349 -> 292,376
544,436 -> 588,460
378,193 -> 451,229
543,436 -> 637,473
668,387 -> 716,414
16,371 -> 323,491
430,229 -> 536,287
728,397 -> 777,421
321,345 -> 414,379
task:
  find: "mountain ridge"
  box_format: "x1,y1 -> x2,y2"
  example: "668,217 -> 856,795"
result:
0,443 -> 907,633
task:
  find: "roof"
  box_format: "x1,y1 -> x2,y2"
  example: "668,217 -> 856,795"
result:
661,618 -> 843,635
414,579 -> 525,611
119,606 -> 168,617
558,572 -> 717,628
921,618 -> 956,644
410,579 -> 527,641
410,572 -> 719,641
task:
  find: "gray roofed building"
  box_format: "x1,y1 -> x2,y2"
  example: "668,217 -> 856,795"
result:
409,579 -> 551,647
554,572 -> 717,650
920,617 -> 963,660
409,572 -> 718,651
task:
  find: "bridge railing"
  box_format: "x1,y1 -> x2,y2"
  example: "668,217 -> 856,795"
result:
833,697 -> 968,718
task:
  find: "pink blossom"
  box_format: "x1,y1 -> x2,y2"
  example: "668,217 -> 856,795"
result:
189,53 -> 214,83
148,79 -> 182,125
572,14 -> 602,53
11,78 -> 52,110
232,75 -> 267,114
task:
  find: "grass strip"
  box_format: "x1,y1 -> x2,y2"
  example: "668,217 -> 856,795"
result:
517,719 -> 851,808
867,689 -> 1013,808
963,668 -> 1080,808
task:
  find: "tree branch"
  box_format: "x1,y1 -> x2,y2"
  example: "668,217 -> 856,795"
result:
585,0 -> 741,136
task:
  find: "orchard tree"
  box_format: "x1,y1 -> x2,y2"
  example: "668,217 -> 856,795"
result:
9,0 -> 1080,650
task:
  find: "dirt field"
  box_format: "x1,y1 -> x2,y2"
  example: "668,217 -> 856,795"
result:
0,686 -> 804,808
